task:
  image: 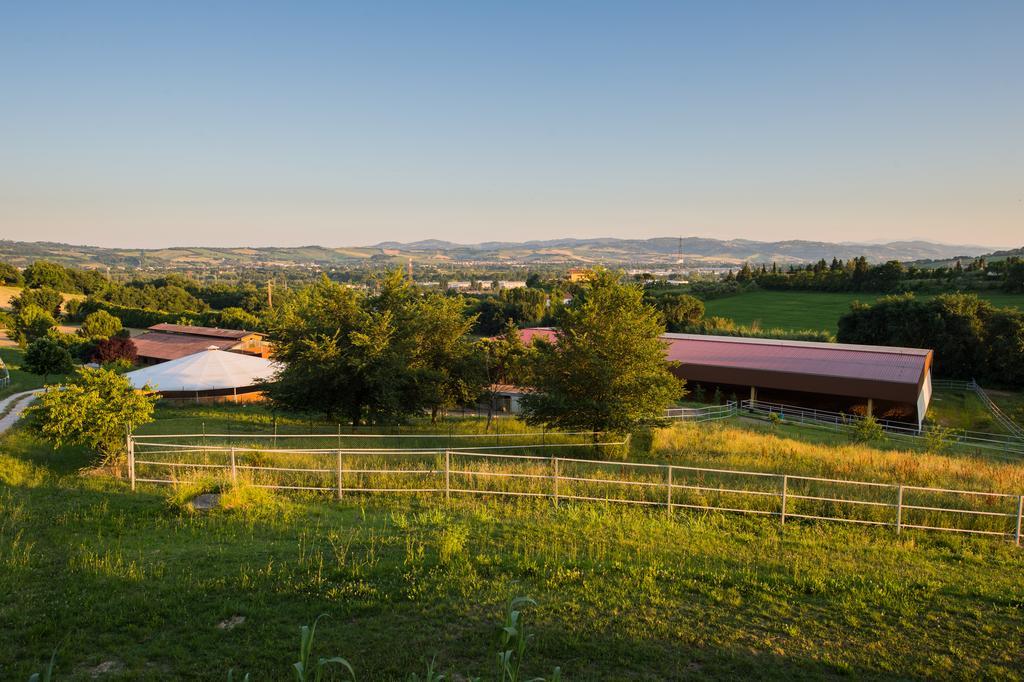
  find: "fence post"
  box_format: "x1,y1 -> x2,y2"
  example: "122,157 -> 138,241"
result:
230,447 -> 237,485
896,485 -> 904,535
342,446 -> 350,499
666,465 -> 673,515
1015,495 -> 1023,547
780,475 -> 788,525
553,457 -> 559,505
444,449 -> 451,501
128,432 -> 135,492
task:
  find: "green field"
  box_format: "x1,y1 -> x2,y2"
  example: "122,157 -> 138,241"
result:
3,405 -> 1024,680
702,290 -> 1024,332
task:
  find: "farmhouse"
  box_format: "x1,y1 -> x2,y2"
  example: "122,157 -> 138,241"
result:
124,347 -> 278,403
519,328 -> 934,427
132,323 -> 268,365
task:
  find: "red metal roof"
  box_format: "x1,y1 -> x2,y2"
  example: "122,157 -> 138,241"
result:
661,333 -> 930,385
133,332 -> 238,361
517,327 -> 933,403
148,323 -> 255,340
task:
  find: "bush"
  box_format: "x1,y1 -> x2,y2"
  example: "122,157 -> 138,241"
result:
851,415 -> 885,444
92,336 -> 138,365
29,368 -> 159,466
79,310 -> 123,340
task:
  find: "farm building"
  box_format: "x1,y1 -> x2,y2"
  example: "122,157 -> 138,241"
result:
518,328 -> 934,427
124,347 -> 279,403
132,323 -> 268,365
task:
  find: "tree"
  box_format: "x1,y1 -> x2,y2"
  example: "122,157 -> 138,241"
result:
23,337 -> 73,381
0,261 -> 22,286
409,293 -> 486,422
218,307 -> 261,330
12,286 -> 63,317
93,336 -> 138,366
519,269 -> 684,434
12,304 -> 57,346
29,367 -> 159,465
23,260 -> 72,290
79,310 -> 123,340
655,293 -> 705,332
1005,260 -> 1024,293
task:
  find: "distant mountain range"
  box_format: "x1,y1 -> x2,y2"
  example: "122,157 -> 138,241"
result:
0,237 -> 1009,270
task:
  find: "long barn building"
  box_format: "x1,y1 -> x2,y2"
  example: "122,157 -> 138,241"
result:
518,328 -> 934,427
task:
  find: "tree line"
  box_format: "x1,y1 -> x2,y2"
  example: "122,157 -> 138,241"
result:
837,293 -> 1024,387
265,269 -> 684,431
727,255 -> 1024,294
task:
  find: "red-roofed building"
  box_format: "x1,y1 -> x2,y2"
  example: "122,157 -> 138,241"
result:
132,324 -> 269,365
517,328 -> 933,427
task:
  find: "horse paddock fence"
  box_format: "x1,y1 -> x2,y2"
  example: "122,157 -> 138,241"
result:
128,433 -> 1024,546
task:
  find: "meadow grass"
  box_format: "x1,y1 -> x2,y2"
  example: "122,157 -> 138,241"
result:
3,409 -> 1024,679
702,290 -> 1024,332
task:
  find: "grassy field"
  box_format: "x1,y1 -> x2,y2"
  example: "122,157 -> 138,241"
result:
3,405 -> 1024,679
702,290 -> 1024,332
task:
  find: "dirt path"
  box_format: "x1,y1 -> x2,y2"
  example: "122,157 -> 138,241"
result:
0,389 -> 42,434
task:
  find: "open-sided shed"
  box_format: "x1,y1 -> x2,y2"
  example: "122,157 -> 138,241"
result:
519,328 -> 934,427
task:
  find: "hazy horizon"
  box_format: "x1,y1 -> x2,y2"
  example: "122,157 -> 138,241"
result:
2,2 -> 1021,249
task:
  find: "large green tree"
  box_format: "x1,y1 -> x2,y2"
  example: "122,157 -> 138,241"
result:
520,269 -> 684,434
264,271 -> 486,425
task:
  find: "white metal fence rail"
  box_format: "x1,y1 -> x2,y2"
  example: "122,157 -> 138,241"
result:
740,399 -> 1024,457
664,402 -> 737,422
129,436 -> 1024,545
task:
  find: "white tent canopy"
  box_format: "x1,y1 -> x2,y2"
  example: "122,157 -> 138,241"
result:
124,347 -> 278,392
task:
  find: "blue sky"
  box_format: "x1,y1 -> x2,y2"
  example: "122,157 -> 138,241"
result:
1,1 -> 1021,248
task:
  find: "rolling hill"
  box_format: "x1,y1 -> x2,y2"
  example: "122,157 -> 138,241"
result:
0,237 -> 1006,270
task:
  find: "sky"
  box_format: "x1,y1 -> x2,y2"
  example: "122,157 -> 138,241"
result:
1,1 -> 1021,249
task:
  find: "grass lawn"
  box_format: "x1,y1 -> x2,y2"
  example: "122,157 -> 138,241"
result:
3,406 -> 1024,679
702,290 -> 1024,332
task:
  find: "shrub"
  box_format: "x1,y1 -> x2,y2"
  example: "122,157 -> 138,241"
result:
29,368 -> 159,466
79,310 -> 123,340
851,415 -> 885,444
92,336 -> 138,365
923,424 -> 961,453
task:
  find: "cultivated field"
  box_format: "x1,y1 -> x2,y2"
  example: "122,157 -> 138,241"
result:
3,404 -> 1024,679
702,290 -> 1024,332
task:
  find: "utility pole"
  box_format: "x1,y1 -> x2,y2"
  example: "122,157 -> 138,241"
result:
407,257 -> 414,282
267,280 -> 273,310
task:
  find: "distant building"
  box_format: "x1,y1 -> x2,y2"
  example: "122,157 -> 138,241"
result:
567,268 -> 593,283
132,323 -> 269,365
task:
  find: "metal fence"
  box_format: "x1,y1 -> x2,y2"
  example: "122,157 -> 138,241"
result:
664,402 -> 737,422
0,358 -> 9,390
129,434 -> 1024,545
740,399 -> 1024,458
